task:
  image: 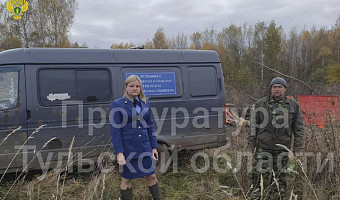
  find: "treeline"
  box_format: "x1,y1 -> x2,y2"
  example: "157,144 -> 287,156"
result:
0,0 -> 84,50
112,20 -> 340,99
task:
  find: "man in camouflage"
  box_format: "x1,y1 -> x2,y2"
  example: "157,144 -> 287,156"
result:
247,77 -> 304,199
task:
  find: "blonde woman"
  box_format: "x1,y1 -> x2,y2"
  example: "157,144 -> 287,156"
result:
110,75 -> 161,200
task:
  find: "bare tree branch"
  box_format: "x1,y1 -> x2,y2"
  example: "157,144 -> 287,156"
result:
254,61 -> 320,95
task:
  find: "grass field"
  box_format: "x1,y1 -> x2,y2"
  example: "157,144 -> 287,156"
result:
0,124 -> 339,200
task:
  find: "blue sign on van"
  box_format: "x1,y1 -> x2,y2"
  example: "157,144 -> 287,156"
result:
126,72 -> 177,96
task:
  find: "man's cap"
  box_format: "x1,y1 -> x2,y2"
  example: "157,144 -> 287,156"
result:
270,77 -> 287,88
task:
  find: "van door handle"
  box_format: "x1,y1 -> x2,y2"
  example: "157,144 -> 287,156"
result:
27,110 -> 31,120
218,78 -> 222,91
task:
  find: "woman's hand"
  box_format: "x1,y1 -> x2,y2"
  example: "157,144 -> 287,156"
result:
152,148 -> 158,160
117,153 -> 126,165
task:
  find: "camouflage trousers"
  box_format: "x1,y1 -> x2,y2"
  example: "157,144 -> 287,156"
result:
248,147 -> 289,200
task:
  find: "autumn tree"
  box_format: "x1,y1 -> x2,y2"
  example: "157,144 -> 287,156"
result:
0,0 -> 78,49
168,32 -> 188,49
201,27 -> 216,50
110,42 -> 135,49
216,24 -> 257,89
189,32 -> 202,49
263,21 -> 282,83
326,64 -> 340,84
252,22 -> 266,81
300,30 -> 312,81
31,0 -> 77,47
153,27 -> 168,49
144,40 -> 153,49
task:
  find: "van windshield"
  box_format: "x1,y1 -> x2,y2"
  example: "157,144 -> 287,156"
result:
0,70 -> 19,110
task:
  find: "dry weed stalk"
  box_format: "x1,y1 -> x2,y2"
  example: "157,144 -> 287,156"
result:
220,185 -> 233,197
27,183 -> 33,200
275,144 -> 319,200
0,126 -> 21,146
55,174 -> 60,200
92,176 -> 101,200
289,189 -> 297,200
260,174 -> 263,200
2,137 -> 57,199
226,162 -> 247,200
0,124 -> 46,183
59,136 -> 75,200
100,174 -> 106,200
81,174 -> 101,200
271,169 -> 281,200
328,120 -> 340,198
37,184 -> 40,200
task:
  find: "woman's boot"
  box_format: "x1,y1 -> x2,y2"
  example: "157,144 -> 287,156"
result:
149,183 -> 161,200
121,187 -> 132,200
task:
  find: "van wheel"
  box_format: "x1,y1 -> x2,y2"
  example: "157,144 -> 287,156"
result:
155,143 -> 170,174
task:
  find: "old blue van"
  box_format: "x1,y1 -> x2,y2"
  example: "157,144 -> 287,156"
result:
0,48 -> 227,174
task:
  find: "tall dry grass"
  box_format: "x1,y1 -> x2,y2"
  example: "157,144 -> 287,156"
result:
227,118 -> 340,200
0,122 -> 339,199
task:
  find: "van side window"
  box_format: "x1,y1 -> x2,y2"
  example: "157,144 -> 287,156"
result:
39,69 -> 77,105
188,67 -> 217,97
77,70 -> 111,102
39,69 -> 111,105
0,69 -> 19,110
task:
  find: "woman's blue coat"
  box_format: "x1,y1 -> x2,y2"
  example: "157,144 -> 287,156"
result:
110,97 -> 158,160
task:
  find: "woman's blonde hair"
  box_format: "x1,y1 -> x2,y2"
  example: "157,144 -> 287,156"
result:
124,75 -> 146,103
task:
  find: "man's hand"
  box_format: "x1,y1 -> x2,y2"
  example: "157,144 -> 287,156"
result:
117,152 -> 126,165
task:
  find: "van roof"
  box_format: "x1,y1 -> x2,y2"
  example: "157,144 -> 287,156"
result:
0,48 -> 220,65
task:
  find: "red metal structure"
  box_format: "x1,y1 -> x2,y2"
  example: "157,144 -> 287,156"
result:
297,95 -> 340,126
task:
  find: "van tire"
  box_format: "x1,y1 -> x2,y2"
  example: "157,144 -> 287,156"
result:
155,143 -> 170,174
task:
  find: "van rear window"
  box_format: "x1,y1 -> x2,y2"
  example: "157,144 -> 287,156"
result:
38,69 -> 111,105
0,69 -> 19,110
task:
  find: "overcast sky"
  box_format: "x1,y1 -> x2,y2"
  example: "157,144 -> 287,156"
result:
3,0 -> 340,48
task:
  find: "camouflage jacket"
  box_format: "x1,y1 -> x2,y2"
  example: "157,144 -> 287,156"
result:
248,96 -> 304,152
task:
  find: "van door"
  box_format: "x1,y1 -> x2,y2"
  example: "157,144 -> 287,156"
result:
0,66 -> 28,173
26,65 -> 113,171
